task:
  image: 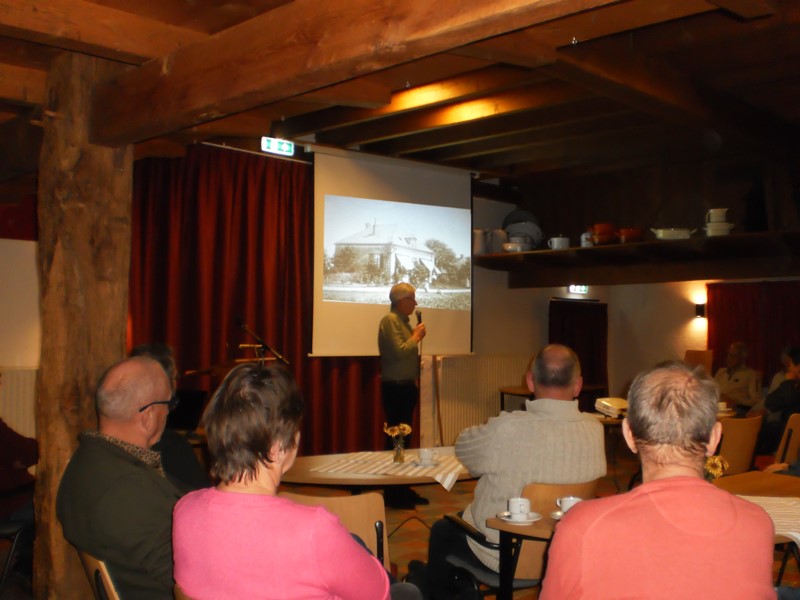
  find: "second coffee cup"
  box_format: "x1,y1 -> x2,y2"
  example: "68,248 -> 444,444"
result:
508,497 -> 531,520
418,448 -> 439,466
556,496 -> 582,513
547,236 -> 569,250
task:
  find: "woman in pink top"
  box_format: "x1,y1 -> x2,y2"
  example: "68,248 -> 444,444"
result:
172,363 -> 391,600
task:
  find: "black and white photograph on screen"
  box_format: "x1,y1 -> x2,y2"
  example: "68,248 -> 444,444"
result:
323,194 -> 471,311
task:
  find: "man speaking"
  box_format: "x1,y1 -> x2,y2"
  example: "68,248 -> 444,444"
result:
378,282 -> 426,509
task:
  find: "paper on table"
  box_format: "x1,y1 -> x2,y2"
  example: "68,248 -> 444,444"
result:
309,451 -> 466,491
739,495 -> 800,545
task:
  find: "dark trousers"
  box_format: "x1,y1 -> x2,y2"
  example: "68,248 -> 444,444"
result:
424,517 -> 485,599
381,381 -> 418,450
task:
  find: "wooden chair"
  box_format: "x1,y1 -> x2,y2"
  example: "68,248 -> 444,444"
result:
718,415 -> 762,475
776,413 -> 800,465
684,349 -> 713,375
78,552 -> 121,600
444,478 -> 600,595
278,491 -> 390,570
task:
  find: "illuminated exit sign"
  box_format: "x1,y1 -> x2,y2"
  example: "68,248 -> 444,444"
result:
260,137 -> 295,156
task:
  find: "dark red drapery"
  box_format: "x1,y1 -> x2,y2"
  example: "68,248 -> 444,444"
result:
128,144 -> 386,454
707,280 -> 800,386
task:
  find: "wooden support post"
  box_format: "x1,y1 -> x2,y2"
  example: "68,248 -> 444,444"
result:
35,52 -> 132,598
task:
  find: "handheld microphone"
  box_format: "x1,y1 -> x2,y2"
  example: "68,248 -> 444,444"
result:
415,310 -> 422,325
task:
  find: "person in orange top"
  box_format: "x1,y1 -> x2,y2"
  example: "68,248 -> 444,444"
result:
541,361 -> 776,600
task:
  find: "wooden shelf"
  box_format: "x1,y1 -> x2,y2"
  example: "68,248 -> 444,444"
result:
473,230 -> 800,287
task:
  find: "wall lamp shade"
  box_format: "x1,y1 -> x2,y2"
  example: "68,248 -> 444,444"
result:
695,303 -> 707,318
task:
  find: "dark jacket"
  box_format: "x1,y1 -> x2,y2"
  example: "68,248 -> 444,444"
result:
57,433 -> 183,600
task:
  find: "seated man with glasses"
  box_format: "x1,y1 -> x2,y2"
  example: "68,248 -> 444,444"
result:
57,356 -> 185,600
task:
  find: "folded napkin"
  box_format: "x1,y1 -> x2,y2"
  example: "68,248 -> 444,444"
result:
310,451 -> 466,491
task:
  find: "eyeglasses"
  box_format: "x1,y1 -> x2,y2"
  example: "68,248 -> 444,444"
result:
138,396 -> 180,413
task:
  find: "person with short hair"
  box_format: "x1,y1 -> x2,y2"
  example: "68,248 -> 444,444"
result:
129,342 -> 211,491
715,341 -> 761,417
758,346 -> 800,455
411,344 -> 606,598
172,363 -> 401,600
378,282 -> 427,508
541,361 -> 776,600
57,357 -> 183,600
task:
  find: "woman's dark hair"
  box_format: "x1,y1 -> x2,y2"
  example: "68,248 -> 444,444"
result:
202,363 -> 304,484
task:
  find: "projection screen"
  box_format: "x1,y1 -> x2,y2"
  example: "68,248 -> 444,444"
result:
311,146 -> 472,356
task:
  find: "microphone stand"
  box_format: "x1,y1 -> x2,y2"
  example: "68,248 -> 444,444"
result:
238,321 -> 290,367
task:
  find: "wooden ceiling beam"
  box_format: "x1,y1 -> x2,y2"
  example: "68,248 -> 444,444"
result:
542,36 -> 798,157
411,110 -> 652,162
708,0 -> 776,19
449,32 -> 556,68
318,80 -> 591,146
363,97 -> 625,155
90,0 -> 621,146
0,63 -> 45,105
0,0 -> 204,65
275,66 -> 545,138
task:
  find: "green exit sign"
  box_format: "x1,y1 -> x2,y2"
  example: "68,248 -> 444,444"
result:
260,137 -> 295,156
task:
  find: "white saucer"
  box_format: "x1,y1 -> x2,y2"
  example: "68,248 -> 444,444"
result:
550,510 -> 564,521
496,511 -> 542,525
411,460 -> 439,468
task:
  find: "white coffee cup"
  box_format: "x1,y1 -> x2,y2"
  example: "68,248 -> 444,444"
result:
706,208 -> 728,223
418,448 -> 439,465
556,496 -> 582,513
547,236 -> 569,250
705,222 -> 733,237
508,497 -> 531,521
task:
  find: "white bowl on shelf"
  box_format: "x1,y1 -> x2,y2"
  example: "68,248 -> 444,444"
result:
651,228 -> 696,240
502,242 -> 531,252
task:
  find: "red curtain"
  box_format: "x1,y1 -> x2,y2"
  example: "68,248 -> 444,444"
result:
707,281 -> 800,386
129,144 -> 385,454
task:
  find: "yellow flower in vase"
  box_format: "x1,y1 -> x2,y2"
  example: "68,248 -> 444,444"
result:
704,455 -> 729,481
384,422 -> 412,463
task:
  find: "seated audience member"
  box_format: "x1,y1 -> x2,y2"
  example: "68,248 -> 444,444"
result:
757,346 -> 800,455
411,345 -> 606,599
0,417 -> 38,519
129,342 -> 211,491
57,357 -> 184,600
715,341 -> 761,417
0,416 -> 38,578
541,361 -> 776,600
769,345 -> 794,394
173,363 -> 418,600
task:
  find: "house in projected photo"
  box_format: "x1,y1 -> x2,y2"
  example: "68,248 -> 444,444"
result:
332,222 -> 437,287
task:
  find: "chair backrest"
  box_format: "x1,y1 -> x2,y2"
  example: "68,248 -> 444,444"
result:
516,479 -> 600,580
718,415 -> 762,475
78,552 -> 121,600
684,349 -> 713,375
174,584 -> 193,600
278,491 -> 390,569
776,413 -> 800,464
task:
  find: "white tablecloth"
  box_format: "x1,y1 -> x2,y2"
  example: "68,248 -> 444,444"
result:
310,451 -> 466,491
739,495 -> 800,545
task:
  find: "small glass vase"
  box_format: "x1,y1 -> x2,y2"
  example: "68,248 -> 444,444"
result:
392,437 -> 405,464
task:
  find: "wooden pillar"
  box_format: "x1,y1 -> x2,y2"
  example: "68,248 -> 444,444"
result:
35,52 -> 132,598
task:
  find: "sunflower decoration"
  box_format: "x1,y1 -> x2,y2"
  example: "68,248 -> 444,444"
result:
704,455 -> 729,481
384,422 -> 412,463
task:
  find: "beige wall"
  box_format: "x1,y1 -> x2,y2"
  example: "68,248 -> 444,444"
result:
0,239 -> 40,367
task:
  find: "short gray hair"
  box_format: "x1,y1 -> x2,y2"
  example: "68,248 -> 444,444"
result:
389,282 -> 415,305
96,357 -> 161,420
531,344 -> 580,388
627,361 -> 718,458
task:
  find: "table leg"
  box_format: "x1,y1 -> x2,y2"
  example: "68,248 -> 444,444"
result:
497,531 -> 514,600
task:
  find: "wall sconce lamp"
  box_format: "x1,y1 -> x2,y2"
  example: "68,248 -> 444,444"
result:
695,303 -> 707,319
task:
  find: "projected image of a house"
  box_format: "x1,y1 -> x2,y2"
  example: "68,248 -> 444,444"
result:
334,222 -> 437,288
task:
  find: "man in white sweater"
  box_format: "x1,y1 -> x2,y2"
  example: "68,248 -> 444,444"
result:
411,344 -> 606,598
